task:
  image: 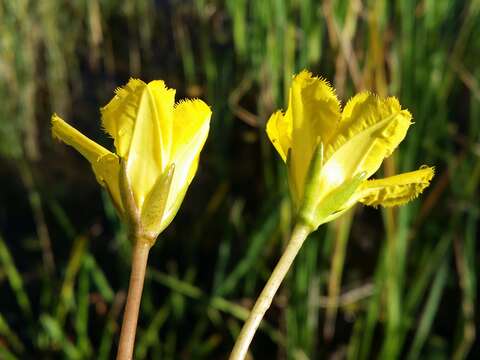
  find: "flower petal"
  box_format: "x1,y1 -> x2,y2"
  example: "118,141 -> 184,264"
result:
291,70 -> 341,146
161,99 -> 211,227
51,114 -> 122,212
290,70 -> 341,200
126,81 -> 176,208
356,166 -> 434,207
171,99 -> 211,160
101,78 -> 146,157
52,114 -> 111,162
321,93 -> 412,193
266,110 -> 291,162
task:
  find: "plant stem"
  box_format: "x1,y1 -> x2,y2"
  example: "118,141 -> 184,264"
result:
116,237 -> 151,360
229,223 -> 311,360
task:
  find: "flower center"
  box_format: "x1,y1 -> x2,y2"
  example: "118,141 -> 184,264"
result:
322,160 -> 344,187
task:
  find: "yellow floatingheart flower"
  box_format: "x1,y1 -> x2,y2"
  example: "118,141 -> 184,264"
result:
52,79 -> 211,242
266,70 -> 434,229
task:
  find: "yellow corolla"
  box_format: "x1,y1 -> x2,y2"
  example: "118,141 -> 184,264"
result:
52,79 -> 211,242
267,71 -> 434,229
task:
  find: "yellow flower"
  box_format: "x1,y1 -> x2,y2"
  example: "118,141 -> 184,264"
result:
52,79 -> 211,242
266,71 -> 434,229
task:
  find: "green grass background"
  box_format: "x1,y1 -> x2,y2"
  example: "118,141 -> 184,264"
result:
0,0 -> 479,358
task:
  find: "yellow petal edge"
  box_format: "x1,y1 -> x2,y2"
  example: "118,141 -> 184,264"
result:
357,166 -> 435,207
51,114 -> 123,213
324,93 -> 412,180
100,78 -> 146,157
266,111 -> 291,162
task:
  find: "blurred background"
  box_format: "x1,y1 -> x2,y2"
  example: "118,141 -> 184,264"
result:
1,0 -> 479,359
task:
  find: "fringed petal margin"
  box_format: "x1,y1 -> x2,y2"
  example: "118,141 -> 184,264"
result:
319,93 -> 412,192
100,78 -> 146,157
357,166 -> 435,207
266,110 -> 291,162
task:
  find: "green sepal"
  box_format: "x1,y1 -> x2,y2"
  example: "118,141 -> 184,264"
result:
299,171 -> 366,230
152,177 -> 193,237
140,163 -> 175,240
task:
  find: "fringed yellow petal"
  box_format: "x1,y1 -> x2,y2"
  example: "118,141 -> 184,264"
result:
145,81 -> 176,165
51,114 -> 122,212
291,70 -> 340,146
321,93 -> 412,193
171,99 -> 211,160
126,81 -> 176,208
101,78 -> 146,157
52,114 -> 111,162
161,99 -> 211,228
290,70 -> 341,200
266,110 -> 291,162
357,166 -> 434,207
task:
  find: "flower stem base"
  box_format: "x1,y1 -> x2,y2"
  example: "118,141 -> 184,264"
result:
229,223 -> 311,360
116,238 -> 151,360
